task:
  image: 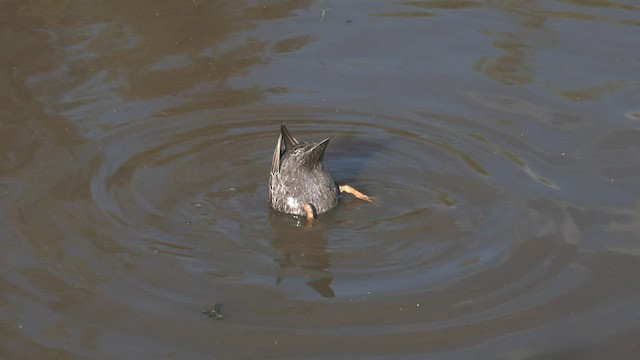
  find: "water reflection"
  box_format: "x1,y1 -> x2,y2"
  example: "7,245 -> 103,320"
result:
475,1 -> 546,86
270,213 -> 335,298
18,0 -> 316,138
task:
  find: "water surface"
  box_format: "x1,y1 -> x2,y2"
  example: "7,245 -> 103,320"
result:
2,0 -> 640,359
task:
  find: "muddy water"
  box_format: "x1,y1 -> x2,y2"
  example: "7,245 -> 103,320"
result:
2,0 -> 640,359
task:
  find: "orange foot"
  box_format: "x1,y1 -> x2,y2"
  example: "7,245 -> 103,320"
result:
339,185 -> 376,204
303,203 -> 317,223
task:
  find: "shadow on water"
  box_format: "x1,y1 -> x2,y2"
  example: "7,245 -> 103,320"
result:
268,211 -> 335,298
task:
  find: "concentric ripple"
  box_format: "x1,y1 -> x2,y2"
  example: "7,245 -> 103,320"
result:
83,103 -> 580,323
7,100 -> 636,359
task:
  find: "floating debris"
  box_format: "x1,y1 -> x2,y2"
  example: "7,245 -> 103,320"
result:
202,303 -> 223,320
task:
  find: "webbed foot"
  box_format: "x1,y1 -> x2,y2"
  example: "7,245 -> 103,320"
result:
339,185 -> 376,204
303,203 -> 317,224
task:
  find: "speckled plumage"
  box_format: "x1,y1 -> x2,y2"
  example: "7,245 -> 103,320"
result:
269,124 -> 339,216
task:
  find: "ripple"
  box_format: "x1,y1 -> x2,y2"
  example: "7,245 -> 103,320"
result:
78,103 -> 571,315
7,99 -> 636,358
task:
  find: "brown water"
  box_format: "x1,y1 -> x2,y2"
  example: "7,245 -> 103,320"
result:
2,1 -> 640,359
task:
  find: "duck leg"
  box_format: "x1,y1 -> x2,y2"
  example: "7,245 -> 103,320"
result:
339,185 -> 375,203
303,203 -> 317,222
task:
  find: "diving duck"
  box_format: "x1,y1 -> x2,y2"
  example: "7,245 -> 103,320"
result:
269,124 -> 373,221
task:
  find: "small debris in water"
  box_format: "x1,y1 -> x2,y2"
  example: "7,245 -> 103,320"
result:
192,202 -> 202,208
320,7 -> 332,22
625,110 -> 640,120
202,303 -> 223,320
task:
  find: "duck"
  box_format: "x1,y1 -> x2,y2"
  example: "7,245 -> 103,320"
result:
269,124 -> 373,221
